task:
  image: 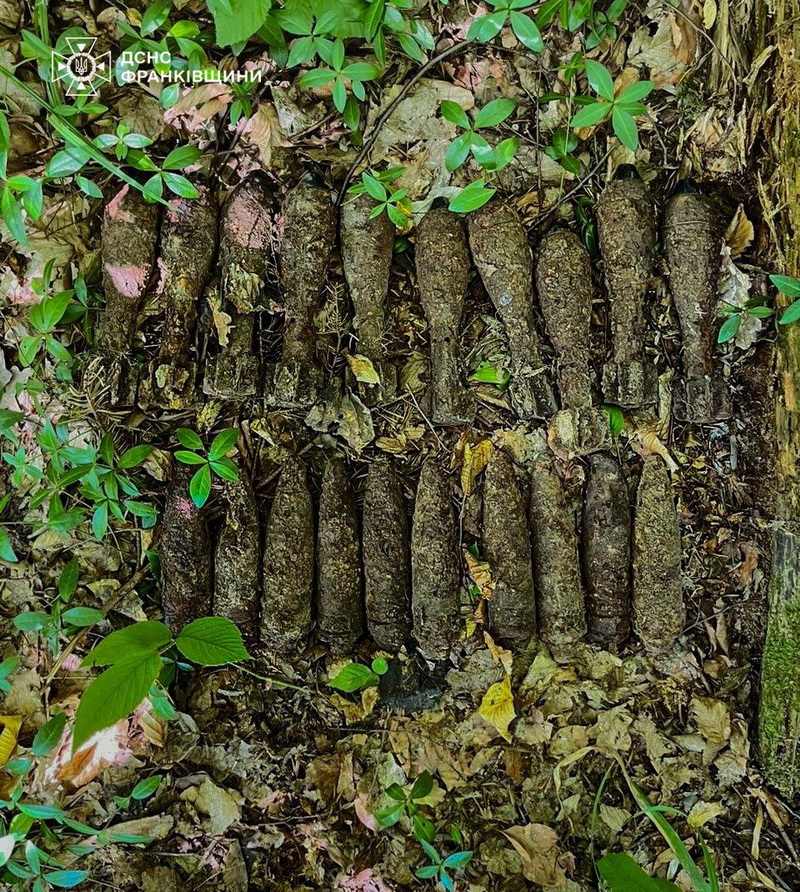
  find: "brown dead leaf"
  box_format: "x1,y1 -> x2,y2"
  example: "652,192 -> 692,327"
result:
484,631 -> 513,676
241,104 -> 291,168
670,0 -> 703,67
691,697 -> 731,744
207,292 -> 232,347
502,823 -> 572,887
724,204 -> 755,259
460,439 -> 492,495
466,550 -> 494,601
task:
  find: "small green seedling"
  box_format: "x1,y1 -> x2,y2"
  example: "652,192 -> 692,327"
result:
717,297 -> 773,343
112,776 -> 162,810
570,60 -> 654,152
377,771 -> 436,837
543,128 -> 581,175
328,657 -> 389,693
174,427 -> 239,509
416,826 -> 473,891
772,274 -> 800,325
469,361 -> 511,390
348,169 -> 412,229
468,0 -> 545,52
441,98 -> 518,174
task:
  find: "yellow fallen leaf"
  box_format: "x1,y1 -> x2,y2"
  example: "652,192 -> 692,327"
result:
484,631 -> 513,676
460,439 -> 492,495
465,550 -> 494,600
478,675 -> 515,742
688,799 -> 724,829
0,715 -> 23,766
724,204 -> 754,259
691,696 -> 731,744
345,352 -> 381,386
207,292 -> 232,347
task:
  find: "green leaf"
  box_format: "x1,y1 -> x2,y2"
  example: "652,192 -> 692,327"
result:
328,661 -> 379,692
416,865 -> 439,879
585,59 -> 615,100
443,850 -> 473,868
82,620 -> 172,667
604,404 -> 625,436
611,107 -> 638,151
597,853 -> 681,891
207,0 -> 271,46
210,457 -> 239,482
474,97 -> 515,129
467,10 -> 507,42
175,450 -> 208,465
0,526 -> 17,562
445,132 -> 471,172
717,313 -> 741,343
300,67 -> 336,88
58,558 -> 79,600
77,174 -> 105,198
62,607 -> 105,627
413,814 -> 437,842
117,444 -> 152,470
32,712 -> 67,757
91,502 -> 109,540
73,653 -> 162,751
570,100 -> 610,128
448,180 -> 495,214
440,99 -> 470,129
131,775 -> 161,800
371,656 -> 389,675
189,464 -> 212,508
163,172 -> 199,199
509,11 -> 543,51
45,146 -> 90,178
175,428 -> 204,449
43,871 -> 90,889
780,299 -> 800,325
14,612 -> 50,632
2,187 -> 27,247
0,655 -> 19,678
618,80 -> 655,104
410,770 -> 433,799
343,62 -> 381,81
175,616 -> 251,665
17,802 -> 66,819
771,274 -> 800,298
209,428 -> 239,460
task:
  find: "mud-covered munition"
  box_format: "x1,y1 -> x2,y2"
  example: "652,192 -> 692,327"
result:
146,185 -> 217,409
97,185 -> 160,404
161,463 -> 213,633
204,175 -> 271,400
214,474 -> 260,640
341,193 -> 396,405
663,190 -> 730,422
317,459 -> 364,652
596,170 -> 657,408
483,449 -> 536,649
415,205 -> 474,426
271,182 -> 336,408
582,453 -> 631,649
261,458 -> 315,654
528,437 -> 586,648
633,455 -> 684,652
363,459 -> 412,651
411,456 -> 461,660
468,201 -> 556,419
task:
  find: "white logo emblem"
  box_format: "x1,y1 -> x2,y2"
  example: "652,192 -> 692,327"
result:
51,36 -> 111,97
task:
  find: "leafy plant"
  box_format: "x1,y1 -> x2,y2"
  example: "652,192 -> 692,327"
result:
173,427 -> 239,509
717,297 -> 773,343
328,656 -> 389,692
112,776 -> 162,810
469,361 -> 511,390
449,179 -> 496,214
416,832 -> 473,891
377,771 -> 435,834
0,655 -> 19,694
570,60 -> 654,152
468,0 -> 545,53
347,169 -> 411,228
536,0 -> 626,46
13,559 -> 104,657
74,616 -> 251,751
543,128 -> 581,175
772,274 -> 800,325
441,98 -> 518,173
298,39 -> 381,116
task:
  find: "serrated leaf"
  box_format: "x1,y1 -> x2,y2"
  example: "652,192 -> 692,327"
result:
175,617 -> 251,666
73,654 -> 162,751
82,620 -> 172,667
328,661 -> 379,692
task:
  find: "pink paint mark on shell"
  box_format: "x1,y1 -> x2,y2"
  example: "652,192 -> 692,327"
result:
105,185 -> 135,224
225,187 -> 270,250
175,496 -> 196,518
105,264 -> 148,299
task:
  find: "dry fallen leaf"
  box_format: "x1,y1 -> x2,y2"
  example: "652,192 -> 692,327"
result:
207,292 -> 232,347
502,823 -> 572,887
691,697 -> 731,744
466,550 -> 494,601
724,204 -> 755,259
345,352 -> 381,386
478,675 -> 515,742
460,439 -> 492,495
0,715 -> 22,765
688,799 -> 724,829
484,631 -> 513,676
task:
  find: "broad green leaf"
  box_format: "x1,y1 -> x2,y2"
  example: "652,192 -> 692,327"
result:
117,444 -> 152,469
416,865 -> 439,879
175,616 -> 251,665
300,67 -> 336,88
174,450 -> 207,465
328,661 -> 379,692
189,464 -> 212,508
45,146 -> 90,178
371,656 -> 389,675
448,180 -> 495,214
14,612 -> 50,632
771,274 -> 800,298
16,802 -> 66,819
58,558 -> 79,599
32,712 -> 67,757
509,11 -> 543,52
82,620 -> 172,667
780,299 -> 800,325
442,850 -> 473,868
440,99 -> 470,129
413,814 -> 436,842
62,607 -> 105,627
131,775 -> 161,799
445,132 -> 471,172
474,97 -> 515,129
207,0 -> 271,46
163,173 -> 199,198
570,100 -> 610,128
604,404 -> 625,436
210,457 -> 239,482
585,59 -> 615,100
597,853 -> 682,891
467,10 -> 506,42
209,428 -> 239,460
0,526 -> 17,562
410,770 -> 433,799
344,62 -> 381,81
618,80 -> 655,104
717,313 -> 741,343
611,107 -> 638,151
43,871 -> 90,889
2,187 -> 27,247
73,653 -> 162,751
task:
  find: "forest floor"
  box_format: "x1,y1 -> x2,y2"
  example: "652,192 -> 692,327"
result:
1,0 -> 798,891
